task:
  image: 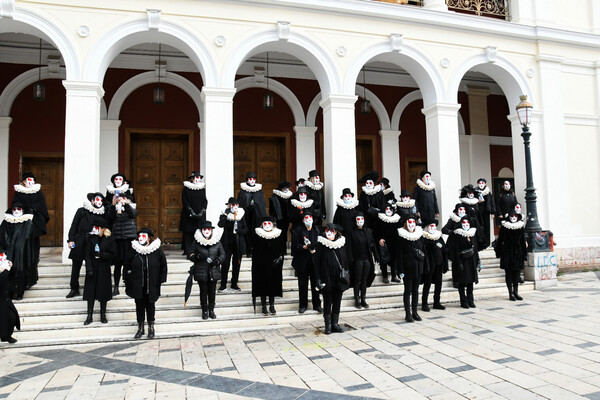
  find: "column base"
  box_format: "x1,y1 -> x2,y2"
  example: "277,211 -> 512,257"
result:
525,251 -> 558,289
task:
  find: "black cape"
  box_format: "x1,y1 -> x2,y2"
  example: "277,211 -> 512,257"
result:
0,270 -> 20,338
0,216 -> 34,297
12,188 -> 49,237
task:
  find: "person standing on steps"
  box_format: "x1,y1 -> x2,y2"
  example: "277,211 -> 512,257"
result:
107,192 -> 138,296
333,188 -> 360,237
494,211 -> 527,301
348,212 -> 377,310
475,178 -> 495,249
448,216 -> 480,309
289,186 -> 315,230
495,180 -> 517,224
179,171 -> 207,255
0,203 -> 34,300
291,212 -> 322,314
373,201 -> 402,284
104,173 -> 135,205
237,172 -> 267,257
0,250 -> 19,344
305,170 -> 326,227
379,177 -> 396,204
218,197 -> 247,292
359,171 -> 385,229
252,217 -> 284,316
269,181 -> 293,256
188,221 -> 225,320
124,228 -> 167,339
413,170 -> 439,222
421,218 -> 448,312
396,189 -> 418,222
397,214 -> 427,323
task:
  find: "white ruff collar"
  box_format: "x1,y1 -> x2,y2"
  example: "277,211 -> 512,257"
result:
226,208 -> 245,221
305,181 -> 323,191
83,201 -> 105,215
318,235 -> 345,249
479,186 -> 490,196
254,227 -> 282,239
416,179 -> 435,191
291,198 -> 314,208
460,197 -> 479,205
396,199 -> 415,209
272,189 -> 292,199
450,213 -> 462,223
194,229 -> 223,246
378,213 -> 400,223
4,213 -> 34,223
131,238 -> 162,255
106,183 -> 130,194
14,184 -> 41,194
454,227 -> 477,238
383,187 -> 393,195
240,182 -> 262,192
398,226 -> 423,241
335,198 -> 359,210
502,220 -> 525,230
362,185 -> 381,196
422,229 -> 442,241
184,181 -> 206,190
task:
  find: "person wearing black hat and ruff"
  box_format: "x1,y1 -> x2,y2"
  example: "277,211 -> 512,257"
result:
305,170 -> 327,226
475,178 -> 495,249
218,197 -> 248,292
333,188 -> 360,236
359,171 -> 385,228
11,172 -> 49,288
179,171 -> 207,255
0,203 -> 34,300
83,217 -> 115,325
65,192 -> 106,298
448,216 -> 480,309
188,221 -> 224,320
107,192 -> 138,296
378,178 -> 396,204
496,180 -> 518,224
396,189 -> 418,221
238,172 -> 267,257
413,170 -> 439,221
252,216 -> 284,316
421,218 -> 448,311
124,228 -> 168,338
494,211 -> 527,301
0,250 -> 19,343
291,212 -> 322,314
397,214 -> 428,322
105,172 -> 135,205
313,223 -> 350,334
269,181 -> 293,255
348,212 -> 377,309
459,185 -> 485,250
374,201 -> 402,284
295,178 -> 306,189
289,186 -> 315,230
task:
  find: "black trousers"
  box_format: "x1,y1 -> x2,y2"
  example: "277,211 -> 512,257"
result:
505,269 -> 520,285
198,281 -> 217,311
323,289 -> 343,316
135,293 -> 156,324
422,270 -> 442,305
220,247 -> 241,288
403,276 -> 420,311
380,259 -> 397,279
181,232 -> 195,255
458,283 -> 474,305
297,269 -> 321,309
353,259 -> 370,299
70,259 -> 83,290
113,239 -> 131,286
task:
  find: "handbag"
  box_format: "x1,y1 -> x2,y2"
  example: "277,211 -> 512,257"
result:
379,244 -> 391,265
209,265 -> 222,281
460,247 -> 474,259
333,251 -> 350,285
414,247 -> 425,261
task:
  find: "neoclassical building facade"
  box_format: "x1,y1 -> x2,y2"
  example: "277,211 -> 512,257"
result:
0,0 -> 598,265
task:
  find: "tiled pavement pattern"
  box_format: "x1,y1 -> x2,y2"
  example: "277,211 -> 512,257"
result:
1,272 -> 600,399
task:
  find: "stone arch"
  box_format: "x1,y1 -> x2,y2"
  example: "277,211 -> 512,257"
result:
235,77 -> 306,126
222,28 -> 340,96
355,85 -> 391,131
306,93 -> 322,127
498,167 -> 514,178
0,67 -> 65,117
83,17 -> 218,86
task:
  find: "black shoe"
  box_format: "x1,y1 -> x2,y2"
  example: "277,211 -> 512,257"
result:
468,302 -> 476,308
230,285 -> 241,291
84,314 -> 93,325
422,303 -> 431,312
514,294 -> 523,301
218,286 -> 227,292
354,299 -> 362,309
14,295 -> 23,301
147,323 -> 155,339
433,303 -> 446,310
269,306 -> 276,315
382,277 -> 390,284
405,312 -> 414,323
460,302 -> 469,309
262,306 -> 268,316
391,277 -> 401,283
202,311 -> 209,320
1,336 -> 17,344
509,294 -> 516,301
324,315 -> 332,335
134,323 -> 145,339
299,307 -> 307,314
66,289 -> 80,298
112,286 -> 119,296
412,310 -> 422,321
209,310 -> 217,319
360,301 -> 369,309
314,306 -> 323,314
101,313 -> 108,324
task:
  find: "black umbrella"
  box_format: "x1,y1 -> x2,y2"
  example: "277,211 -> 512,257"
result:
184,267 -> 194,307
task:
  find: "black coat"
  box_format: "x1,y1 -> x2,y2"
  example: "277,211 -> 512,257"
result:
12,187 -> 49,237
460,199 -> 485,249
0,270 -> 20,338
218,209 -> 248,255
68,205 -> 103,261
289,199 -> 315,229
0,216 -> 34,296
305,182 -> 327,221
188,234 -> 226,282
124,240 -> 168,302
477,188 -> 496,216
269,192 -> 291,233
448,230 -> 480,284
107,203 -> 138,239
83,234 -> 115,302
413,182 -> 439,220
383,188 -> 396,204
373,213 -> 401,267
396,228 -> 428,280
495,222 -> 527,271
496,190 -> 517,220
359,189 -> 385,228
347,227 -> 377,287
442,214 -> 461,235
105,185 -> 135,206
313,236 -> 351,293
179,184 -> 207,233
396,200 -> 418,221
332,199 -> 359,236
251,228 -> 284,297
291,225 -> 320,276
422,231 -> 448,285
238,184 -> 267,228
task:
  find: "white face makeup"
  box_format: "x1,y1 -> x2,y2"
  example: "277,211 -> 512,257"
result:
379,182 -> 385,189
312,176 -> 320,184
428,223 -> 437,233
114,176 -> 123,187
504,181 -> 511,191
385,207 -> 394,217
401,196 -> 410,203
343,194 -> 353,203
138,233 -> 149,245
230,205 -> 239,213
193,175 -> 202,184
303,215 -> 313,227
11,207 -> 23,217
262,221 -> 273,231
365,180 -> 374,189
509,215 -> 518,223
467,192 -> 474,199
0,252 -> 7,263
356,216 -> 365,227
461,220 -> 470,230
297,181 -> 305,187
247,177 -> 256,186
25,177 -> 35,187
422,174 -> 431,184
457,207 -> 466,217
91,226 -> 101,235
515,204 -> 522,214
299,193 -> 307,202
478,182 -> 486,190
407,219 -> 416,232
201,228 -> 212,238
283,188 -> 291,194
325,229 -> 336,240
93,196 -> 103,208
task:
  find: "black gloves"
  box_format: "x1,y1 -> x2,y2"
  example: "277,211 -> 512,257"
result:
210,258 -> 219,267
196,253 -> 205,262
272,256 -> 283,266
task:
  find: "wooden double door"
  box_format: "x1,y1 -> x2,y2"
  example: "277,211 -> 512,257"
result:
129,131 -> 192,243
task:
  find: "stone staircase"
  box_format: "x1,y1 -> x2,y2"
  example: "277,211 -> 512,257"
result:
4,247 -> 533,349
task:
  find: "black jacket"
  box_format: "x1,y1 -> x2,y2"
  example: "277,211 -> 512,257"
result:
313,236 -> 351,293
396,228 -> 428,279
83,233 -> 116,302
251,228 -> 284,297
188,233 -> 226,282
107,203 -> 138,239
495,221 -> 527,271
413,182 -> 439,220
347,227 -> 377,287
448,229 -> 480,284
496,190 -> 517,220
12,187 -> 49,237
269,192 -> 291,230
289,199 -> 315,229
291,225 -> 320,276
68,204 -> 104,261
124,240 -> 168,302
0,215 -> 35,295
373,213 -> 401,267
332,199 -> 360,236
422,231 -> 448,284
359,188 -> 385,227
238,184 -> 267,228
179,183 -> 207,233
218,209 -> 248,255
305,182 -> 327,221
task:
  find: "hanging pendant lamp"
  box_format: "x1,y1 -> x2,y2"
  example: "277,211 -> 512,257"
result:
33,39 -> 46,102
153,43 -> 165,105
263,52 -> 274,110
360,67 -> 371,114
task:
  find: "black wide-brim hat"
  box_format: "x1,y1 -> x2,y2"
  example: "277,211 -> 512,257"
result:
110,173 -> 127,184
245,171 -> 257,180
226,197 -> 239,205
308,170 -> 319,178
91,216 -> 110,228
189,171 -> 203,179
297,186 -> 308,194
378,177 -> 390,187
359,170 -> 380,183
87,192 -> 105,202
453,203 -> 465,213
340,187 -> 354,199
324,222 -> 343,232
199,221 -> 216,230
399,189 -> 412,198
277,180 -> 291,190
137,227 -> 155,237
260,216 -> 276,224
401,213 -> 419,225
21,171 -> 35,181
7,201 -> 30,214
459,215 -> 472,225
421,217 -> 438,227
295,178 -> 305,186
419,170 -> 431,178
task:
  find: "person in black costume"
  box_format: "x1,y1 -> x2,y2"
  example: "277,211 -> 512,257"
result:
238,172 -> 267,257
397,214 -> 427,322
252,217 -> 284,316
495,211 -> 527,301
11,172 -> 49,288
104,173 -> 135,205
179,171 -> 207,255
333,188 -> 360,236
269,181 -> 293,255
313,223 -> 350,334
442,203 -> 466,235
305,170 -> 326,226
421,218 -> 448,311
218,197 -> 248,291
475,178 -> 496,249
107,192 -> 138,295
124,228 -> 168,339
413,170 -> 439,221
83,217 -> 115,325
0,250 -> 19,343
0,203 -> 34,300
359,171 -> 385,229
290,212 -> 322,313
459,185 -> 485,251
188,221 -> 225,320
295,178 -> 306,189
496,180 -> 517,223
379,177 -> 396,204
448,216 -> 480,309
348,212 -> 377,309
373,201 -> 401,284
396,189 -> 418,221
66,192 -> 106,298
289,187 -> 315,230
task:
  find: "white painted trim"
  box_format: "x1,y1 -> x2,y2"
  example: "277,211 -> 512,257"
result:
489,136 -> 513,146
0,117 -> 11,214
306,93 -> 322,127
563,114 -> 600,126
294,126 -> 317,177
0,67 -> 65,117
391,90 -> 421,130
355,84 -> 390,131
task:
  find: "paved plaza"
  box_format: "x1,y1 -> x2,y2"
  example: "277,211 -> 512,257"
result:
1,271 -> 600,400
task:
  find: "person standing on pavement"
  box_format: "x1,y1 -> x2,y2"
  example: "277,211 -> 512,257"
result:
217,197 -> 247,292
421,218 -> 448,312
373,201 -> 401,284
397,214 -> 427,322
494,211 -> 527,301
252,217 -> 284,316
291,212 -> 322,314
0,250 -> 19,344
448,216 -> 480,309
347,212 -> 377,309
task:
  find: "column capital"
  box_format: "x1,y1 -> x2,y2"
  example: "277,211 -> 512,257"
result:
293,126 -> 317,138
379,130 -> 401,139
421,103 -> 461,119
201,87 -> 236,102
0,117 -> 12,129
319,94 -> 357,111
466,86 -> 490,97
62,81 -> 104,99
100,119 -> 121,131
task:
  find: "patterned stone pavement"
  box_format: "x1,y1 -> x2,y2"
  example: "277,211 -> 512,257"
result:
1,271 -> 600,400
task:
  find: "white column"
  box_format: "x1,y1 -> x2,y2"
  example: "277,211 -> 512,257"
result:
458,135 -> 472,185
422,103 -> 462,219
469,134 -> 492,185
379,130 -> 401,192
423,0 -> 448,12
62,81 -> 104,262
99,120 -> 121,191
293,126 -> 317,179
0,117 -> 12,213
320,94 -> 357,222
201,87 -> 236,224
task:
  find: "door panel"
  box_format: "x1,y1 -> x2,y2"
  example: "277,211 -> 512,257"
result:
356,138 -> 375,188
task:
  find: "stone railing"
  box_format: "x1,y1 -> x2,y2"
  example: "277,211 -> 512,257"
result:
446,0 -> 510,20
